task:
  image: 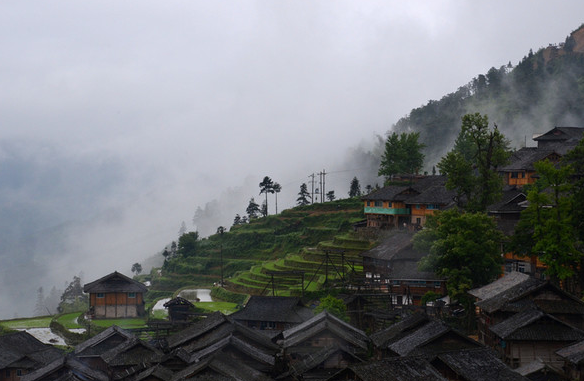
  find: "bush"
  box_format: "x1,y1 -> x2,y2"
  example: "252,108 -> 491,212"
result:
211,287 -> 248,305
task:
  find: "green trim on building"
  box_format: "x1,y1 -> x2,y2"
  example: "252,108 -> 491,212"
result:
364,207 -> 410,215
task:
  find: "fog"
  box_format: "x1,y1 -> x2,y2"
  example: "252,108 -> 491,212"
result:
1,1 -> 583,318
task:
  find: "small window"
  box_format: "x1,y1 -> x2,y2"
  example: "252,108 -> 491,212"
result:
6,370 -> 10,377
388,202 -> 392,208
17,370 -> 22,376
128,292 -> 136,298
375,200 -> 383,207
416,204 -> 420,209
97,293 -> 105,298
511,172 -> 518,178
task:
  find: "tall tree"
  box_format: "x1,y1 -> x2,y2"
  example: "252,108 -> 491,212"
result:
511,159 -> 581,288
438,113 -> 510,211
348,176 -> 361,197
326,190 -> 336,202
297,183 -> 310,206
178,231 -> 200,257
378,131 -> 426,180
131,263 -> 143,276
273,182 -> 282,214
246,197 -> 261,219
259,176 -> 274,216
415,210 -> 503,302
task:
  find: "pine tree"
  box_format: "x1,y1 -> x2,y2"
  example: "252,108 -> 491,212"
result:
297,183 -> 310,206
348,177 -> 361,197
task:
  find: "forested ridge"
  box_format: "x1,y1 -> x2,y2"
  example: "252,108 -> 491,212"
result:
393,24 -> 584,167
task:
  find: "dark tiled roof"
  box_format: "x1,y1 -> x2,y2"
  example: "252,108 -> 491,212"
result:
278,311 -> 369,350
0,331 -> 63,369
475,276 -> 544,313
163,296 -> 194,307
175,354 -> 274,381
405,185 -> 457,205
165,311 -> 228,349
468,272 -> 531,301
283,343 -> 363,378
556,339 -> 584,364
362,176 -> 447,202
534,127 -> 584,143
360,231 -> 415,260
487,188 -> 527,214
229,296 -> 312,324
20,356 -> 109,381
100,337 -> 163,366
500,147 -> 559,171
83,271 -> 148,294
74,325 -> 135,356
370,313 -> 430,348
345,356 -> 448,381
387,320 -> 450,356
390,260 -> 442,281
434,348 -> 528,381
489,309 -> 584,341
514,358 -> 564,378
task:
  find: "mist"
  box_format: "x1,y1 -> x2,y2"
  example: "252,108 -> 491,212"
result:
1,1 -> 584,318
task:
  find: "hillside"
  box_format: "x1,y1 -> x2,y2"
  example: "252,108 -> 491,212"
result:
147,198 -> 370,299
393,24 -> 584,168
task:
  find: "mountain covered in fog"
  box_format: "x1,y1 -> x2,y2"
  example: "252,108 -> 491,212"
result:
3,24 -> 584,319
393,24 -> 584,168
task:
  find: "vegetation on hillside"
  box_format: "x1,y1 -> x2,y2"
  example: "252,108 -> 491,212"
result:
393,25 -> 584,167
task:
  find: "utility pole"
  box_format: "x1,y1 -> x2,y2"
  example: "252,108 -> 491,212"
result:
318,170 -> 326,202
309,173 -> 316,204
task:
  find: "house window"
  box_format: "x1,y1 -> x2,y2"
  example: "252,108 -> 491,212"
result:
97,293 -> 105,298
366,272 -> 372,278
128,292 -> 136,298
521,172 -> 525,178
375,201 -> 383,207
388,202 -> 392,208
416,204 -> 420,209
6,370 -> 10,377
511,172 -> 518,178
17,370 -> 22,376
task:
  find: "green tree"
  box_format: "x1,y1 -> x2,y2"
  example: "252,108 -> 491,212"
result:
348,176 -> 361,197
131,263 -> 143,276
378,131 -> 426,180
246,197 -> 261,219
297,183 -> 310,206
438,113 -> 510,211
259,176 -> 275,216
414,210 -> 503,302
178,231 -> 200,257
326,190 -> 336,202
273,182 -> 282,214
314,295 -> 349,321
512,160 -> 580,288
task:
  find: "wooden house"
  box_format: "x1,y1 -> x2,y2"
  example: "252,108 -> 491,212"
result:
370,313 -> 482,359
556,339 -> 584,381
163,296 -> 195,323
275,311 -> 369,380
489,308 -> 584,368
229,296 -> 313,331
99,337 -> 164,378
499,147 -> 561,187
362,176 -> 451,229
74,325 -> 136,372
0,331 -> 63,381
162,311 -> 278,375
471,276 -> 584,346
360,231 -> 446,306
83,271 -> 148,319
533,127 -> 584,152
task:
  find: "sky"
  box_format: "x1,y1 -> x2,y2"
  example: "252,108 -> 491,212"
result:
1,0 -> 583,318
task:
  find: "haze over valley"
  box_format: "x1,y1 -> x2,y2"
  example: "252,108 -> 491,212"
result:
1,1 -> 584,318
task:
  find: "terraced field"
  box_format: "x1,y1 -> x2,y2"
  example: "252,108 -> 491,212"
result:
225,233 -> 372,296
